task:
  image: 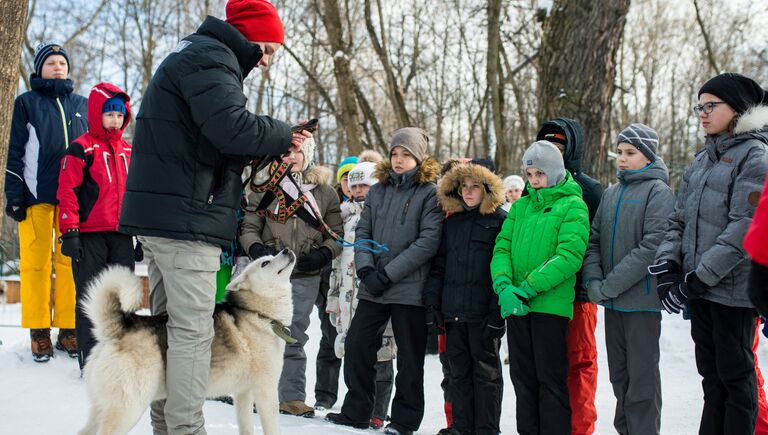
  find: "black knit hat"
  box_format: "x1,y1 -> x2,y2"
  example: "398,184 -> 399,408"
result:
698,73 -> 766,115
34,42 -> 70,77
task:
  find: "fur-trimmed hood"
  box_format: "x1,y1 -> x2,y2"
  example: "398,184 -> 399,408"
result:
438,163 -> 505,215
303,164 -> 334,185
374,156 -> 441,186
734,105 -> 768,136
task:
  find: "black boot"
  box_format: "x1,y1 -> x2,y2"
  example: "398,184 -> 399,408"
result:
325,412 -> 370,429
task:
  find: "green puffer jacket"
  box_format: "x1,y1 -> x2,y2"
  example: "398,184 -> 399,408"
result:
490,171 -> 590,319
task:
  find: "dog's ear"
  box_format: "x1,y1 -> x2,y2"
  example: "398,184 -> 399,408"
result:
226,262 -> 254,291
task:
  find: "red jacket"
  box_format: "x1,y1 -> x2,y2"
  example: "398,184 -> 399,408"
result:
57,82 -> 132,233
745,177 -> 768,266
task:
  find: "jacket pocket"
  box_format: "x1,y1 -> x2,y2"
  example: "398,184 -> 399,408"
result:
174,252 -> 220,272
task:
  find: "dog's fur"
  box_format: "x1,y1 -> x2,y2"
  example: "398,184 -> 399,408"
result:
78,250 -> 295,435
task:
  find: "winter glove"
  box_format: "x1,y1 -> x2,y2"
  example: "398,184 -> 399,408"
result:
648,260 -> 683,313
359,266 -> 391,297
492,275 -> 513,295
134,239 -> 144,262
59,229 -> 83,262
248,243 -> 277,260
483,312 -> 506,341
586,280 -> 609,304
656,271 -> 707,315
508,281 -> 538,300
749,261 -> 768,317
425,305 -> 445,334
5,204 -> 26,222
498,287 -> 530,318
295,247 -> 333,272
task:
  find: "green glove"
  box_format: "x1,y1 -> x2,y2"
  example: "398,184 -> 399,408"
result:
498,287 -> 530,318
492,275 -> 513,295
509,281 -> 538,299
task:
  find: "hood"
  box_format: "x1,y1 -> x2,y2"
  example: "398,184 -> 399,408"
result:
374,156 -> 440,186
30,75 -> 74,98
617,158 -> 669,185
87,82 -> 131,142
303,164 -> 334,185
437,163 -> 505,215
733,105 -> 768,138
704,104 -> 768,157
526,171 -> 583,206
536,117 -> 585,173
197,16 -> 264,78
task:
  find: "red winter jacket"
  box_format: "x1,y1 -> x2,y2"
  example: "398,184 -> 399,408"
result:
57,82 -> 132,233
745,177 -> 768,266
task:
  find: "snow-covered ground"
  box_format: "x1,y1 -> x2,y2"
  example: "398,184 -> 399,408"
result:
1,301 -> 766,434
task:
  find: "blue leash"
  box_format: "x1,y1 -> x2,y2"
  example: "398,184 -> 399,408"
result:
336,238 -> 389,254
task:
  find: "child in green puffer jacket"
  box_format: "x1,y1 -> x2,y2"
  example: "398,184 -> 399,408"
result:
490,140 -> 590,435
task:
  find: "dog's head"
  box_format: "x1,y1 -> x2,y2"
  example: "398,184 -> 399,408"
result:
226,249 -> 295,293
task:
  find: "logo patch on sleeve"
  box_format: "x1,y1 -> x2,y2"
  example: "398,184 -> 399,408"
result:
748,191 -> 761,207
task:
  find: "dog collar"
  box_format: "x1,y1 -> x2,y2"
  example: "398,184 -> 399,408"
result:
271,320 -> 297,344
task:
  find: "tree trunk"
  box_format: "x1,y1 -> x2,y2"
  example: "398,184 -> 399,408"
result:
537,0 -> 631,183
320,0 -> 364,155
0,1 -> 29,224
487,0 -> 509,172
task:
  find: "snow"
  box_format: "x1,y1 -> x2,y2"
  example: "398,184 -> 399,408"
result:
1,301 -> 767,434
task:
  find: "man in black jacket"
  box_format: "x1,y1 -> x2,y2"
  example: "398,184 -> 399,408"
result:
536,118 -> 603,435
119,1 -> 307,433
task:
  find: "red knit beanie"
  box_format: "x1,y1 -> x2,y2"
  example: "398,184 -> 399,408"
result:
226,0 -> 284,44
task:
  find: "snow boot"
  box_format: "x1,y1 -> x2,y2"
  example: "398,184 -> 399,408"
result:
30,328 -> 53,363
55,328 -> 78,358
325,412 -> 370,429
279,400 -> 315,418
384,423 -> 414,435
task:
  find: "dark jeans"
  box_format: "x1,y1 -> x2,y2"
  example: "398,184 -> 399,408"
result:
446,321 -> 503,435
689,298 -> 758,435
72,232 -> 134,369
341,300 -> 427,431
507,312 -> 571,435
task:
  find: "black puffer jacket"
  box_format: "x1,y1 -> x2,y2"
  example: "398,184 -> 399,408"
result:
119,16 -> 292,246
423,163 -> 507,322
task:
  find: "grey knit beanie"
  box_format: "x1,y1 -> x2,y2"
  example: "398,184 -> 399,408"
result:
522,141 -> 566,188
616,123 -> 659,162
389,127 -> 429,163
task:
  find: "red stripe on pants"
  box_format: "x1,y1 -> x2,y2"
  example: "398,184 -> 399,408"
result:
754,319 -> 768,435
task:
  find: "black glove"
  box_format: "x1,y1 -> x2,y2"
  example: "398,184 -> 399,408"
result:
483,312 -> 506,341
648,260 -> 682,308
425,305 -> 445,335
248,243 -> 277,260
574,283 -> 590,303
5,204 -> 26,222
359,266 -> 391,297
657,271 -> 708,315
749,261 -> 768,317
59,229 -> 83,261
295,247 -> 333,272
134,240 -> 144,262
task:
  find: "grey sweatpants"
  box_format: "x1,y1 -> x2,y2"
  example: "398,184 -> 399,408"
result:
605,309 -> 662,435
140,236 -> 221,435
279,274 -> 322,402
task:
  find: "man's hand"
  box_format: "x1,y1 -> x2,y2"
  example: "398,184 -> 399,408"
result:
290,119 -> 314,154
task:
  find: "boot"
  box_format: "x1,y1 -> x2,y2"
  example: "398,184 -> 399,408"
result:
55,328 -> 78,358
30,329 -> 53,363
384,423 -> 414,435
325,412 -> 370,429
279,400 -> 315,418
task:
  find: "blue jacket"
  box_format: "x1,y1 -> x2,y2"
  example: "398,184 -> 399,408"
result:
5,76 -> 88,208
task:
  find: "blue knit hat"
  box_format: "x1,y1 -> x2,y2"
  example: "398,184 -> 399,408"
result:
34,42 -> 70,77
102,97 -> 126,115
337,156 -> 358,183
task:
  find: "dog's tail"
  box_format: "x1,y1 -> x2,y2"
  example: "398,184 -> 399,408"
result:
83,265 -> 144,342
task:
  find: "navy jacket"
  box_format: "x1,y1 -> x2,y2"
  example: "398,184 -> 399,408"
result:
5,76 -> 88,208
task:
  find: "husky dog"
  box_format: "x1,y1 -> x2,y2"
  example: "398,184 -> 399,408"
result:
78,249 -> 296,435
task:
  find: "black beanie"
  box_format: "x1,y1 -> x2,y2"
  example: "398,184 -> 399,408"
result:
34,42 -> 70,78
698,73 -> 766,115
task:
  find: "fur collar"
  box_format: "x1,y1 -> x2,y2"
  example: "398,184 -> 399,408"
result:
734,105 -> 768,135
437,163 -> 505,215
303,165 -> 333,185
374,156 -> 441,186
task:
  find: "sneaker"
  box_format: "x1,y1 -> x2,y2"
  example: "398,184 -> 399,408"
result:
325,412 -> 370,429
55,328 -> 78,358
279,400 -> 315,418
370,416 -> 385,429
30,328 -> 53,363
313,399 -> 334,411
384,423 -> 413,435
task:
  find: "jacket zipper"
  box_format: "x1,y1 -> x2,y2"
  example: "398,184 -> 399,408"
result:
55,97 -> 69,148
103,152 -> 113,183
537,255 -> 560,274
609,184 -> 627,269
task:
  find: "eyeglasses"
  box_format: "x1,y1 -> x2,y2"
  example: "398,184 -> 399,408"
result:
693,101 -> 726,115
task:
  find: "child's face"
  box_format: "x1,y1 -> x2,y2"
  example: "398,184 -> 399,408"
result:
282,150 -> 305,173
40,55 -> 68,80
461,177 -> 485,208
616,142 -> 651,171
101,112 -> 124,131
525,168 -> 548,189
390,146 -> 418,174
351,184 -> 370,200
698,92 -> 737,136
340,174 -> 352,198
505,188 -> 522,203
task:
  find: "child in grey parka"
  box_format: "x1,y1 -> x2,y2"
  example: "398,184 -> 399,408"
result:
582,123 -> 674,435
